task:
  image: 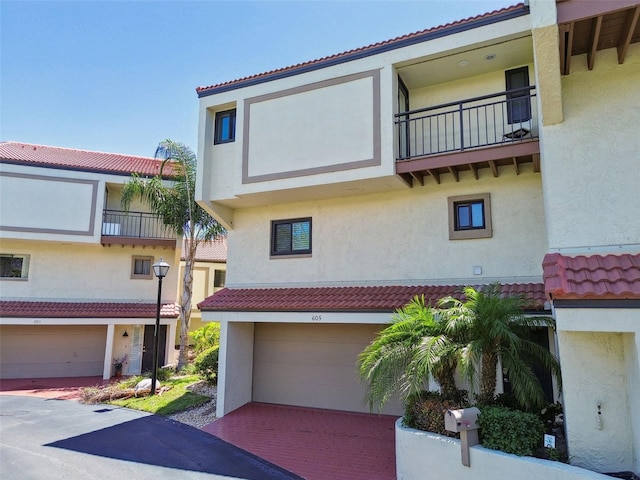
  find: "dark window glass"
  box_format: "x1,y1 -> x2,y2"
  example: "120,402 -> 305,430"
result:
0,255 -> 24,278
214,270 -> 226,288
455,201 -> 485,230
505,67 -> 531,124
271,218 -> 312,256
214,109 -> 236,144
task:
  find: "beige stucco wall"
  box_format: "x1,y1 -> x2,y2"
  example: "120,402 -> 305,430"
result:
555,308 -> 640,473
246,74 -> 376,179
0,239 -> 179,303
226,170 -> 546,287
396,421 -> 613,480
216,321 -> 254,416
540,44 -> 640,251
0,173 -> 96,234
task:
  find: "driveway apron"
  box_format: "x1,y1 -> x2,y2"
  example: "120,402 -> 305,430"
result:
0,395 -> 302,480
203,402 -> 397,480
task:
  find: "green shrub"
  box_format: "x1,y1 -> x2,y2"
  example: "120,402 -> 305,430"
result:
189,323 -> 220,354
403,390 -> 468,436
194,345 -> 219,384
478,405 -> 544,456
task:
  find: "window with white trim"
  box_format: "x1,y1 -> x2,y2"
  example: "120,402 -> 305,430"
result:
448,193 -> 492,240
271,218 -> 312,256
0,254 -> 30,279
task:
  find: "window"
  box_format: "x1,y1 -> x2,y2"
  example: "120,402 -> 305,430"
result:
271,218 -> 312,256
214,109 -> 236,144
214,269 -> 226,288
131,256 -> 153,279
448,194 -> 492,240
505,67 -> 531,125
0,254 -> 29,279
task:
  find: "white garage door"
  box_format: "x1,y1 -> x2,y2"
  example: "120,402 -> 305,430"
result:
0,325 -> 107,379
252,323 -> 402,415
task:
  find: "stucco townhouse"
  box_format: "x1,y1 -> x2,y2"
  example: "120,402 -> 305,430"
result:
0,142 -> 181,380
195,0 -> 640,475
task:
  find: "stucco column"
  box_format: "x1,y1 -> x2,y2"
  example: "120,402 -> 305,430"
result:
216,320 -> 255,417
103,323 -> 115,379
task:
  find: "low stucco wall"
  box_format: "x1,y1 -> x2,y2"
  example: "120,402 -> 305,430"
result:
396,420 -> 613,480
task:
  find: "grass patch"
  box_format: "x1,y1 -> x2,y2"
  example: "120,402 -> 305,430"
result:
108,375 -> 210,416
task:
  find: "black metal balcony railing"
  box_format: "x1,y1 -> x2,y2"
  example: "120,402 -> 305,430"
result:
395,86 -> 538,160
102,210 -> 175,240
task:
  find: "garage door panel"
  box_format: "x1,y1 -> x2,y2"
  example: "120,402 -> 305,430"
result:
0,325 -> 107,379
255,323 -> 379,343
253,323 -> 401,415
254,339 -> 366,365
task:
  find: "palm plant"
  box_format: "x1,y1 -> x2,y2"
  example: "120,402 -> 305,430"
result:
438,284 -> 561,410
358,295 -> 458,412
121,139 -> 225,369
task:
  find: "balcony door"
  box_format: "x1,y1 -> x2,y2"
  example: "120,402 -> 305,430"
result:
505,67 -> 531,125
397,76 -> 410,159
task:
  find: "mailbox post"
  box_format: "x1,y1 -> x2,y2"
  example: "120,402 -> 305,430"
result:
444,407 -> 481,467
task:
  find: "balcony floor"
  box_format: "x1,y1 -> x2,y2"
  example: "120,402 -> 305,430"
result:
396,139 -> 540,187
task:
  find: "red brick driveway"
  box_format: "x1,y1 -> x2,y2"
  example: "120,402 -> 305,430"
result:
203,402 -> 397,480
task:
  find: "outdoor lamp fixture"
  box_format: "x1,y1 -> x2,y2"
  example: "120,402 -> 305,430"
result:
151,258 -> 170,395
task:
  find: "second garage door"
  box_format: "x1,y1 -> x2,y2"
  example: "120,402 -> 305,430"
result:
252,322 -> 402,415
0,325 -> 107,379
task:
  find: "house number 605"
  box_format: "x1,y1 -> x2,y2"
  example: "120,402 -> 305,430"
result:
311,315 -> 322,321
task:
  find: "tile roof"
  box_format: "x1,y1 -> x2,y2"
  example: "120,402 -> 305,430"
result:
198,283 -> 546,312
196,3 -> 527,97
0,141 -> 175,178
0,301 -> 180,318
181,236 -> 227,262
543,253 -> 640,300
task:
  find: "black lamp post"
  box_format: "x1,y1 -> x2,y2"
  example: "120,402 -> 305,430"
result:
151,258 -> 170,395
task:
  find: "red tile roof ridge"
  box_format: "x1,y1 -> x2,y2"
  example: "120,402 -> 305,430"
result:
198,282 -> 546,312
543,252 -> 640,300
0,141 -> 158,161
196,3 -> 526,94
0,300 -> 180,318
0,141 -> 176,177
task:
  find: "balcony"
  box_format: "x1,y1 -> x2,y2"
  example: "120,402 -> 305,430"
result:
101,210 -> 177,247
395,87 -> 540,187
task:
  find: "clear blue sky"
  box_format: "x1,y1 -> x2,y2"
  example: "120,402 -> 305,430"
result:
1,0 -> 514,158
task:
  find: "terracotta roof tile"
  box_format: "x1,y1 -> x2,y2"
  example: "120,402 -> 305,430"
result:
543,253 -> 640,300
181,237 -> 227,262
0,141 -> 175,178
0,301 -> 180,318
198,283 -> 546,312
196,3 -> 527,96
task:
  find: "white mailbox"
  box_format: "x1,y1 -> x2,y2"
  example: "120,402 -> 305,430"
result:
444,407 -> 480,433
444,407 -> 481,467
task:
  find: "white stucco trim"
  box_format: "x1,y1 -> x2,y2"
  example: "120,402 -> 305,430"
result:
201,310 -> 393,324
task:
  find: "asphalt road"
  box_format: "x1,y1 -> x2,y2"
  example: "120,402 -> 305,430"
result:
0,396 -> 303,480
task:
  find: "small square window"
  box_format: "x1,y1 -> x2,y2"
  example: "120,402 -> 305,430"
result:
214,109 -> 236,144
0,254 -> 30,279
271,218 -> 312,257
448,194 -> 492,240
131,256 -> 154,279
214,269 -> 226,288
